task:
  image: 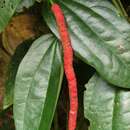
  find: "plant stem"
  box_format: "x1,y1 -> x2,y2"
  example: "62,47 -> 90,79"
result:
112,0 -> 128,17
49,0 -> 54,5
117,0 -> 128,17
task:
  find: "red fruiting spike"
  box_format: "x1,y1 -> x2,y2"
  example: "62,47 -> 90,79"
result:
51,3 -> 78,130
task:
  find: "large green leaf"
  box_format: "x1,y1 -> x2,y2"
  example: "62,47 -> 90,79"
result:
0,0 -> 22,32
84,74 -> 130,130
14,34 -> 63,130
43,0 -> 130,88
4,40 -> 33,109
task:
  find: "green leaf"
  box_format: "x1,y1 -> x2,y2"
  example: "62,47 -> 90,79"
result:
3,40 -> 33,109
14,34 -> 63,130
112,0 -> 128,18
43,0 -> 130,88
84,74 -> 130,130
0,0 -> 21,32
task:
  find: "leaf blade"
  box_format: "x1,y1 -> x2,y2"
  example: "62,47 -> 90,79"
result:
43,0 -> 130,88
84,74 -> 130,130
13,34 -> 63,130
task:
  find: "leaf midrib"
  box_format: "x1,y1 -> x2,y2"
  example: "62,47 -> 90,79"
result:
22,38 -> 56,130
37,40 -> 57,130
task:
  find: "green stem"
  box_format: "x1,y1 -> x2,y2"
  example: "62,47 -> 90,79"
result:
49,0 -> 54,5
117,0 -> 128,17
112,0 -> 128,17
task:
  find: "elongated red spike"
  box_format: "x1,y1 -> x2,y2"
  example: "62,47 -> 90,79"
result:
51,3 -> 78,130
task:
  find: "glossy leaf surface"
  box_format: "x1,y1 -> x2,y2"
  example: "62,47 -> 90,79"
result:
14,34 -> 63,130
84,74 -> 130,130
43,0 -> 130,88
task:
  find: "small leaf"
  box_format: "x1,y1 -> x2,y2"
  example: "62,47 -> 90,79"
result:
43,0 -> 130,88
0,0 -> 21,32
14,34 -> 63,130
4,40 -> 33,109
84,74 -> 130,130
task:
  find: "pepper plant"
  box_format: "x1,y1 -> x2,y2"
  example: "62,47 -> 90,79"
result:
0,0 -> 130,130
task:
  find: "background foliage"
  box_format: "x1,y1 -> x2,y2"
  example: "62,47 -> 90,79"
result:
0,0 -> 130,130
